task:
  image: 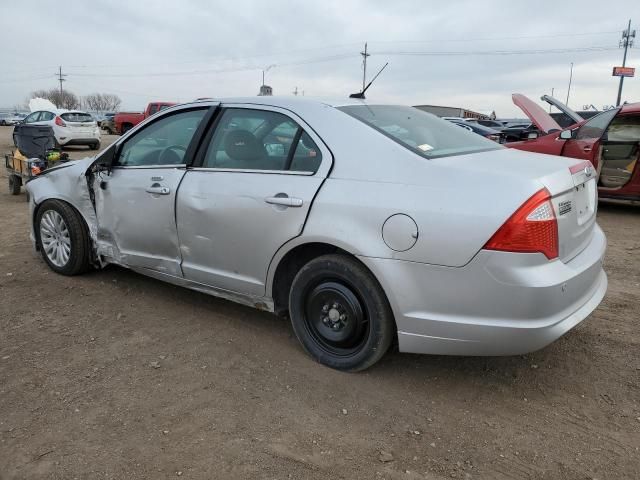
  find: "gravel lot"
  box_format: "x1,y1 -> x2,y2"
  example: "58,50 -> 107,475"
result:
0,125 -> 638,479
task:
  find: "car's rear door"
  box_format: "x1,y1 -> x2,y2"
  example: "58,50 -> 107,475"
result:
94,105 -> 214,276
176,104 -> 331,297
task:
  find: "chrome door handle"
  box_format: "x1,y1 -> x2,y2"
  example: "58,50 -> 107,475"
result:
265,196 -> 303,207
583,146 -> 592,152
146,185 -> 170,195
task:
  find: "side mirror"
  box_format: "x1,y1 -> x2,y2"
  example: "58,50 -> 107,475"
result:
527,132 -> 539,140
92,142 -> 117,172
559,130 -> 572,140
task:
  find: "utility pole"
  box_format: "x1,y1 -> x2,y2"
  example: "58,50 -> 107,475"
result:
616,19 -> 635,106
565,62 -> 573,107
550,87 -> 555,112
56,66 -> 66,96
360,42 -> 370,93
293,86 -> 298,96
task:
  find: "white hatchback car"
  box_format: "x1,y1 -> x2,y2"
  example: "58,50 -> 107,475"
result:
21,109 -> 101,150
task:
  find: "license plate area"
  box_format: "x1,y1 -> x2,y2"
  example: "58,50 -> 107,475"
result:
574,178 -> 596,226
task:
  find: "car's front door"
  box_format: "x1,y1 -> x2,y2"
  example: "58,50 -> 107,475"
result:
94,106 -> 211,276
176,105 -> 331,297
561,108 -> 620,167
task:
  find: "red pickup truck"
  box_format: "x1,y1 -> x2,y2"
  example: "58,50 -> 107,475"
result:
114,102 -> 175,134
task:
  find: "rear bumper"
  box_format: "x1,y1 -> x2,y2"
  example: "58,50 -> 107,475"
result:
359,224 -> 607,356
59,137 -> 100,146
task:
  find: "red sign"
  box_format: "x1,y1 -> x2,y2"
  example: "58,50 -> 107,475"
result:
612,67 -> 635,77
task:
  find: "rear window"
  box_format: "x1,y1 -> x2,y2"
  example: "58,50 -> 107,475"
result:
338,105 -> 501,159
60,112 -> 94,123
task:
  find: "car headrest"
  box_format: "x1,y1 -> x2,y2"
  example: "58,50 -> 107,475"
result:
223,129 -> 265,162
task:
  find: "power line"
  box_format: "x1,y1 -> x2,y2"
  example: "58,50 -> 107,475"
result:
55,45 -> 617,81
370,30 -> 620,44
0,29 -> 620,75
65,53 -> 358,79
372,46 -> 618,57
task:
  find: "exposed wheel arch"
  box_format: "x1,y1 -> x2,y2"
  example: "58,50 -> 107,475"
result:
271,242 -> 394,323
272,243 -> 348,316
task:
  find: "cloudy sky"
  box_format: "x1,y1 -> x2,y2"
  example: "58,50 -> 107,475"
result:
0,0 -> 637,116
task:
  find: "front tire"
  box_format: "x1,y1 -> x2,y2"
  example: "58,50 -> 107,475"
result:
35,200 -> 92,275
90,141 -> 100,151
288,254 -> 395,372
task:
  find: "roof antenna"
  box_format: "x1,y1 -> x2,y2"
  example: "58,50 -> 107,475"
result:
350,62 -> 389,99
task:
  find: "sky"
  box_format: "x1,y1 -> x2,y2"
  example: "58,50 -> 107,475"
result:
0,0 -> 638,117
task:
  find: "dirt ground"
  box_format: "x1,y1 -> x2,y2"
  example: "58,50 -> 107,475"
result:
0,125 -> 638,480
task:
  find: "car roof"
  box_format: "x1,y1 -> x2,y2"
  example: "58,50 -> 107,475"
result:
185,96 -> 378,109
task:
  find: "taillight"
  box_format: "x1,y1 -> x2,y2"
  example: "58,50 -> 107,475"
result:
569,160 -> 592,174
55,116 -> 66,127
486,134 -> 500,142
484,188 -> 558,259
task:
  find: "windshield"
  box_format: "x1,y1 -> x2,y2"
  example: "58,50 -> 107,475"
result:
60,112 -> 95,123
338,105 -> 501,158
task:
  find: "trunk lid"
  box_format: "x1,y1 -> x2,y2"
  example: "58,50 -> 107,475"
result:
512,93 -> 562,133
553,161 -> 598,262
61,112 -> 97,134
431,148 -> 597,264
540,94 -> 584,126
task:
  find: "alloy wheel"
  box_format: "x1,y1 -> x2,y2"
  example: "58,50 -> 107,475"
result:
39,210 -> 71,267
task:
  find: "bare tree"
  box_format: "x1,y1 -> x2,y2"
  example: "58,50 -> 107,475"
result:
102,93 -> 121,112
82,93 -> 122,112
29,88 -> 80,109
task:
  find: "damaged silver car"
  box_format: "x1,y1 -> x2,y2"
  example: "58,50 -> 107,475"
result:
27,98 -> 607,371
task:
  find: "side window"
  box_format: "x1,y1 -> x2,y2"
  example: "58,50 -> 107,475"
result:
41,111 -> 55,121
148,104 -> 159,115
203,108 -> 321,173
606,115 -> 640,142
24,112 -> 41,123
576,109 -> 618,140
117,109 -> 206,167
289,131 -> 322,173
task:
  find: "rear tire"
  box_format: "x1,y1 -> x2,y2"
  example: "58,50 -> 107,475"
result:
288,254 -> 395,372
35,200 -> 92,276
90,142 -> 100,151
9,175 -> 21,195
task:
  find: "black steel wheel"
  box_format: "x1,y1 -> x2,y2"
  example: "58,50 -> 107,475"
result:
289,254 -> 395,371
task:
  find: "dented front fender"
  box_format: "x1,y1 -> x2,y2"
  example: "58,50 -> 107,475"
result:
26,157 -> 98,251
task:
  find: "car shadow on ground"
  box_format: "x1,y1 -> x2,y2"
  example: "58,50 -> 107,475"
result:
84,263 -> 574,390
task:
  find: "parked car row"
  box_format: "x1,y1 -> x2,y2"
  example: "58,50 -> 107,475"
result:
0,112 -> 27,126
447,119 -> 504,143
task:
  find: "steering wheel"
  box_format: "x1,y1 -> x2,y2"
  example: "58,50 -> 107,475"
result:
157,144 -> 187,165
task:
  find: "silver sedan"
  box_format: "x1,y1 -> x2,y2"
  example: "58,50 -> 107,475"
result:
26,98 -> 607,371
